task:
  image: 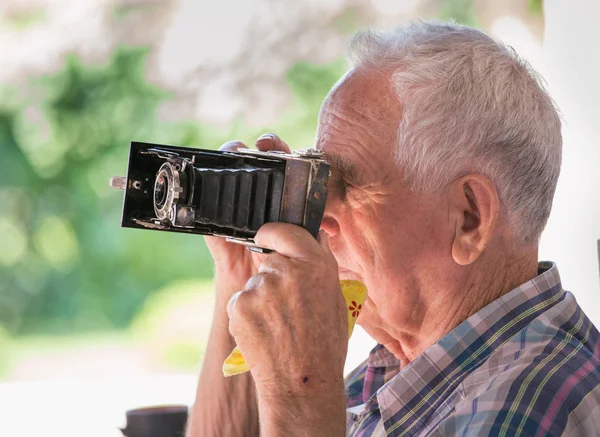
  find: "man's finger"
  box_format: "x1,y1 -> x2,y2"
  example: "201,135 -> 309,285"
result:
255,133 -> 292,154
226,290 -> 244,318
318,230 -> 333,257
254,222 -> 322,260
258,252 -> 292,275
244,273 -> 266,291
219,140 -> 248,152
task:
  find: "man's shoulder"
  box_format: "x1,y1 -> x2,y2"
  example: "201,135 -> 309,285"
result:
463,305 -> 600,398
449,312 -> 600,436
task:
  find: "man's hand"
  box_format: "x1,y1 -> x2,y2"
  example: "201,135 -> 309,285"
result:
227,223 -> 348,437
187,134 -> 292,437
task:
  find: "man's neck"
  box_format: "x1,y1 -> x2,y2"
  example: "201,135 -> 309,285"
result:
383,247 -> 539,367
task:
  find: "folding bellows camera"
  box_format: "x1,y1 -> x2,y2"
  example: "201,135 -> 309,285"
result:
110,142 -> 330,252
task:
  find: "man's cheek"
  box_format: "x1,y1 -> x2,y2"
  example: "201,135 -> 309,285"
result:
333,240 -> 367,270
328,243 -> 351,270
327,237 -> 344,257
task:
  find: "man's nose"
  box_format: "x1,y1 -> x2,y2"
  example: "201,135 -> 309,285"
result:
319,214 -> 340,237
319,193 -> 341,237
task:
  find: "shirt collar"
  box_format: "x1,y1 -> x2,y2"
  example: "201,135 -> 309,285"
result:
370,262 -> 564,436
367,343 -> 400,368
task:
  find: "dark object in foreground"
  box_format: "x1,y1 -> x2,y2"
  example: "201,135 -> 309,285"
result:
121,405 -> 188,437
110,142 -> 329,252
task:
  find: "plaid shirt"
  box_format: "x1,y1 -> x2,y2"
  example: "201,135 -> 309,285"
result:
345,262 -> 600,436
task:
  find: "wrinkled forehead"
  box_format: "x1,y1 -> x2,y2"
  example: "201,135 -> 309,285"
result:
315,68 -> 402,167
322,68 -> 396,116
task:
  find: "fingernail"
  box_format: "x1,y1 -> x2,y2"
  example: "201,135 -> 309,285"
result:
257,133 -> 275,141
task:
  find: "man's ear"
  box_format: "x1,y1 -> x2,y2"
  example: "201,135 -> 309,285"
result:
449,174 -> 500,266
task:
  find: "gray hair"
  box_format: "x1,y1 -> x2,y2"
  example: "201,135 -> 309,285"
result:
348,21 -> 562,244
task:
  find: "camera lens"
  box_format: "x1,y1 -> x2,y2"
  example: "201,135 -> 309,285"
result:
154,174 -> 168,208
153,162 -> 185,222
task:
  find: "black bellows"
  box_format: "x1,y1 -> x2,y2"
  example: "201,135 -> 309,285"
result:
190,167 -> 284,232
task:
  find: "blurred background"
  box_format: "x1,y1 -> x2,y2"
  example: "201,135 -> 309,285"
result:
0,0 -> 598,435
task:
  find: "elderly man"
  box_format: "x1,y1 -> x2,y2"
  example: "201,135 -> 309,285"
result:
186,21 -> 600,436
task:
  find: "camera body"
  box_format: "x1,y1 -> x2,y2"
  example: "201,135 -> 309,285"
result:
111,142 -> 330,250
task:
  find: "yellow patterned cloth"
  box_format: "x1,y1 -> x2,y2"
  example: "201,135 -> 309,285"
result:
222,280 -> 368,377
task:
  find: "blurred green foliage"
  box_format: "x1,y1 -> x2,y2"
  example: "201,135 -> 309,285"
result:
3,9 -> 47,30
439,0 -> 478,27
528,0 -> 543,17
130,279 -> 215,371
0,326 -> 11,375
0,46 -> 345,336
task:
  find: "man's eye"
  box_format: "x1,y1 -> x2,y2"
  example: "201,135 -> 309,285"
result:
328,170 -> 347,198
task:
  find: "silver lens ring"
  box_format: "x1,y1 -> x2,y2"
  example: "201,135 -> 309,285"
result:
153,162 -> 183,221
